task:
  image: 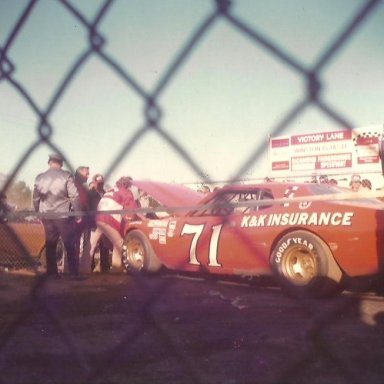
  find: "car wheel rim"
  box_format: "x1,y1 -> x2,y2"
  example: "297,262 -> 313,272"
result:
126,239 -> 145,270
282,246 -> 317,285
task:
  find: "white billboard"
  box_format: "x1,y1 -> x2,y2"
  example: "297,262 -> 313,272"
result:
269,125 -> 384,178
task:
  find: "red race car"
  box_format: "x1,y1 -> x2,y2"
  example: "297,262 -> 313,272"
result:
123,181 -> 384,297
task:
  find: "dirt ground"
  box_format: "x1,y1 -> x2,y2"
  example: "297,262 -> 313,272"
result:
1,270 -> 384,384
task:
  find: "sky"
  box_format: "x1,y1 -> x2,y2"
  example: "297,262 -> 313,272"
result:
1,0 -> 384,190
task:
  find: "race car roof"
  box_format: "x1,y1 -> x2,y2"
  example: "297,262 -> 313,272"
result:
132,180 -> 203,210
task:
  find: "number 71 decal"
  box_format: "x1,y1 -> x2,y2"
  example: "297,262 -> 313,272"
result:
181,223 -> 223,267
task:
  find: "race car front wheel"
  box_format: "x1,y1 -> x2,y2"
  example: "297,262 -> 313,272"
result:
122,230 -> 162,273
270,230 -> 343,298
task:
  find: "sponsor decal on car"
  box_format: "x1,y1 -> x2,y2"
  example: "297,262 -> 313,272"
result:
147,220 -> 169,228
283,186 -> 299,207
149,227 -> 167,244
167,220 -> 177,238
299,201 -> 311,209
241,211 -> 353,228
148,220 -> 170,243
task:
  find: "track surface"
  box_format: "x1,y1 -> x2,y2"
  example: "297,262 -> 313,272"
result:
1,271 -> 384,384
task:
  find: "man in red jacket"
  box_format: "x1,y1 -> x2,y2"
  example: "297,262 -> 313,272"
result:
91,176 -> 138,271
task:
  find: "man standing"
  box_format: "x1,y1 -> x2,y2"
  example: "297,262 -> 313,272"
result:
88,174 -> 111,272
91,176 -> 138,271
74,166 -> 91,272
33,153 -> 82,278
350,174 -> 362,192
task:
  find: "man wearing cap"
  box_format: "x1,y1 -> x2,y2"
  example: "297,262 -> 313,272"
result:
33,153 -> 82,278
350,174 -> 362,192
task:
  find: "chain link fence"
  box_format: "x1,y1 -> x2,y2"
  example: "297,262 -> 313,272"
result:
1,0 -> 384,383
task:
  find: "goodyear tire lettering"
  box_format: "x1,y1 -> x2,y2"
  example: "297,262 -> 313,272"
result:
270,230 -> 343,298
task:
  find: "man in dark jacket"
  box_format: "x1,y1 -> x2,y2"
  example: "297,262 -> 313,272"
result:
74,166 -> 91,272
33,153 -> 82,278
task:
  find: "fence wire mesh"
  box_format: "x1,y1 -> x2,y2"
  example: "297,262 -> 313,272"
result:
1,0 -> 384,383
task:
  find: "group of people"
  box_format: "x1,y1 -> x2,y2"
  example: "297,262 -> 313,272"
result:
32,153 -> 138,279
349,174 -> 372,192
320,173 -> 372,191
311,173 -> 372,192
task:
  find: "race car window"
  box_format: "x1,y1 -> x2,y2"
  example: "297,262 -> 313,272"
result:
193,189 -> 274,216
233,189 -> 274,214
210,193 -> 235,216
139,193 -> 170,218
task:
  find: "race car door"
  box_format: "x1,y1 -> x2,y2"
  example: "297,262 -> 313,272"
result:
163,190 -> 272,276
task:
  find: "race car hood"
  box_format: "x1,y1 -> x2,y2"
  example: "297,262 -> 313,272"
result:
132,180 -> 203,215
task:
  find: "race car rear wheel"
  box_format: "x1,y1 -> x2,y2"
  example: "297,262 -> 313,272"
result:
122,230 -> 162,273
270,230 -> 343,298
